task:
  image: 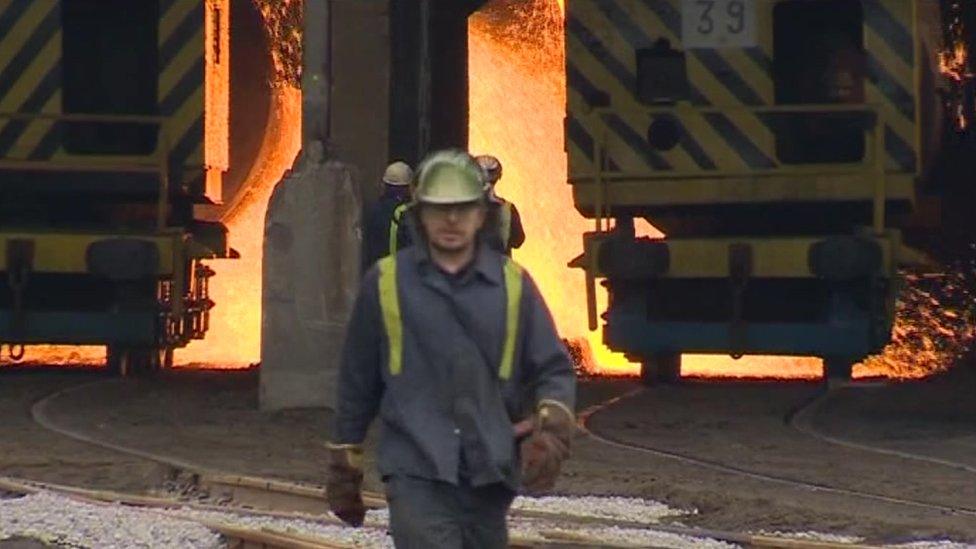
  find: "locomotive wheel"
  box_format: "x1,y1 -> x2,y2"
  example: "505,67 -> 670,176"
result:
640,353 -> 682,386
105,346 -> 123,376
823,356 -> 854,381
161,347 -> 174,370
106,346 -> 162,376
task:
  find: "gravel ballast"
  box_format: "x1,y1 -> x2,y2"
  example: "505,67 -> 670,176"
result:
511,494 -> 688,524
0,493 -> 221,549
3,490 -> 972,548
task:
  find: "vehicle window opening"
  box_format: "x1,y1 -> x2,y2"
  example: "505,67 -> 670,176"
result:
62,0 -> 159,155
773,0 -> 865,164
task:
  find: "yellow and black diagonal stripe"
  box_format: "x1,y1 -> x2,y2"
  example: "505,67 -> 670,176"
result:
862,0 -> 917,173
566,0 -> 917,177
0,0 -> 206,176
0,0 -> 62,161
159,0 -> 205,175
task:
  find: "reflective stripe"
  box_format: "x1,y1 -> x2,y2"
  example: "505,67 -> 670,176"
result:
389,203 -> 410,256
498,201 -> 512,251
378,256 -> 403,375
376,255 -> 523,379
499,258 -> 523,380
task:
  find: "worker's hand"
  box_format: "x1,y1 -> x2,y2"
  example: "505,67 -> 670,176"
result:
325,443 -> 366,527
520,430 -> 570,492
512,418 -> 534,440
519,400 -> 576,494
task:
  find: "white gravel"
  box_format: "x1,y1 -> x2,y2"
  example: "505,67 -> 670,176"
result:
887,542 -> 976,548
756,531 -> 976,548
165,507 -> 394,548
0,492 -> 221,549
164,495 -> 727,548
512,494 -> 688,524
21,489 -> 962,549
757,530 -> 864,544
509,522 -> 738,548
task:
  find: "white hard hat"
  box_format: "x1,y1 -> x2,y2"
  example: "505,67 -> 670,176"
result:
382,161 -> 413,186
414,150 -> 486,205
474,155 -> 502,185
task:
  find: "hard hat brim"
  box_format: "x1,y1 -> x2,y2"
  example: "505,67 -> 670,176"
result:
415,194 -> 484,205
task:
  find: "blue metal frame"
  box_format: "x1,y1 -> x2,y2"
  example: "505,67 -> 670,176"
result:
605,314 -> 874,358
0,311 -> 157,345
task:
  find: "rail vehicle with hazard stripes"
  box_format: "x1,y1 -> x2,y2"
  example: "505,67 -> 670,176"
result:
565,0 -> 952,381
0,0 -> 235,372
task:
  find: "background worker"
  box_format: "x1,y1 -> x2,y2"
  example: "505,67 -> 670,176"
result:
327,150 -> 576,548
475,154 -> 525,256
361,161 -> 414,272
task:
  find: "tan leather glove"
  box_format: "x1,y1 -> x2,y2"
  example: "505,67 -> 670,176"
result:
519,400 -> 576,493
326,443 -> 366,527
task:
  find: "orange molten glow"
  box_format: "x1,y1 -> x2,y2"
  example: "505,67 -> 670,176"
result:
8,0 -> 967,381
468,3 -> 821,379
0,345 -> 103,366
940,40 -> 970,130
940,42 -> 970,83
469,1 -> 976,380
940,2 -> 973,131
175,0 -> 302,368
175,85 -> 301,368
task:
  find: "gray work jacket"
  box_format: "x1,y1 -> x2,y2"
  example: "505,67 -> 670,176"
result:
332,244 -> 576,489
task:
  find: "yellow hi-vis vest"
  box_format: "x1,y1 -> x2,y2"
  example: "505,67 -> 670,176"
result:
377,254 -> 523,379
388,203 -> 410,256
498,201 -> 513,251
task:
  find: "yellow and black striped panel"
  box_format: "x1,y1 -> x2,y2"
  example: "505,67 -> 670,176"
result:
862,0 -> 917,174
0,0 -> 62,161
158,0 -> 206,178
0,0 -> 208,184
566,0 -> 918,179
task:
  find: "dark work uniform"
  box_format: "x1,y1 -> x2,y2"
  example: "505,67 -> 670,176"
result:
334,244 -> 576,548
361,185 -> 413,273
487,197 -> 525,256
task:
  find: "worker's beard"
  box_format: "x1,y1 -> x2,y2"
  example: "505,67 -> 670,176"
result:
422,225 -> 484,272
426,231 -> 479,258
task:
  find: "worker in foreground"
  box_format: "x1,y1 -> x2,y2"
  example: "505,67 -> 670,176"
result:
361,161 -> 415,272
327,150 -> 577,548
475,155 -> 525,255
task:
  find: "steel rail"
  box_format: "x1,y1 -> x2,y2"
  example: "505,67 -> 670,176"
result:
789,383 -> 976,475
26,377 -> 905,548
579,387 -> 976,519
0,476 -> 355,549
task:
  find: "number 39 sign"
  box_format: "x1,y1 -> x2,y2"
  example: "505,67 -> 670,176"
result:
682,0 -> 756,49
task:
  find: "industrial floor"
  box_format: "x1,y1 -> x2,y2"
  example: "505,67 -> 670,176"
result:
1,365 -> 975,544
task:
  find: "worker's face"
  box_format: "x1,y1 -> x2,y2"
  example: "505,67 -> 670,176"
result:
419,201 -> 487,254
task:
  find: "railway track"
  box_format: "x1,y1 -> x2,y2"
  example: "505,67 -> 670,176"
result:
15,377 -> 912,548
579,384 -> 976,520
0,476 -> 356,549
788,383 -> 976,476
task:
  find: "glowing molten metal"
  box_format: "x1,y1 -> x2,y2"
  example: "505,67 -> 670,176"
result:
468,2 -> 819,378
940,1 -> 974,130
176,86 -> 301,367
5,0 -> 971,382
468,0 -> 973,379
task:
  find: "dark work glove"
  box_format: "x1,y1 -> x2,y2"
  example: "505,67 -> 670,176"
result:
519,399 -> 576,494
326,443 -> 366,527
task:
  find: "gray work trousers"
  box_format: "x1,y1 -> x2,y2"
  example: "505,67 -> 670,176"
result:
385,475 -> 515,549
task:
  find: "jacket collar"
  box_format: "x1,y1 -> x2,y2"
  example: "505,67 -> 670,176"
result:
408,242 -> 503,286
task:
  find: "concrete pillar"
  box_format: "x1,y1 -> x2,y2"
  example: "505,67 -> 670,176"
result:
259,143 -> 361,411
259,0 -> 371,411
258,0 -> 484,410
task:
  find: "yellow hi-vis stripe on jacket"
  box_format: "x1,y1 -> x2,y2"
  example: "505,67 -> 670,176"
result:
377,254 -> 523,379
388,203 -> 410,256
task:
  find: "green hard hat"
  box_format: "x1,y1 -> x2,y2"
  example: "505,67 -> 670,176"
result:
414,150 -> 486,204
